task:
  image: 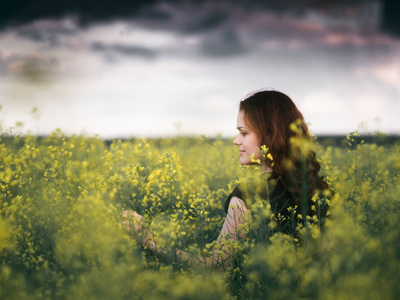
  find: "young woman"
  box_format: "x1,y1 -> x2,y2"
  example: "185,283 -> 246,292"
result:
122,90 -> 330,270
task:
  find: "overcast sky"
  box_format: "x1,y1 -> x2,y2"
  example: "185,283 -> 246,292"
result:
0,0 -> 399,138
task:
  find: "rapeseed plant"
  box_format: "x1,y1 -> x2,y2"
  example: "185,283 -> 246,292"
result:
0,125 -> 399,299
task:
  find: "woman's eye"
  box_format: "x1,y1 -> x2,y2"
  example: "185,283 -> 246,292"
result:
240,132 -> 247,136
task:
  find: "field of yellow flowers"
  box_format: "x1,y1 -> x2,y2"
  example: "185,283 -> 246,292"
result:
0,130 -> 399,299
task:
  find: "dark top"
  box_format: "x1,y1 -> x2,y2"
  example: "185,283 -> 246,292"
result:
225,178 -> 298,236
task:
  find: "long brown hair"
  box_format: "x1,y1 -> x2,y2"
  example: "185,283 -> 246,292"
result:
239,90 -> 330,212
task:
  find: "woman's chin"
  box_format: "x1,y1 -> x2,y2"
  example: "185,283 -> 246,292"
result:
240,159 -> 261,166
240,160 -> 256,166
239,158 -> 249,165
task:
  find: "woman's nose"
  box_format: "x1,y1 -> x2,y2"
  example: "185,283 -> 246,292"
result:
233,135 -> 241,145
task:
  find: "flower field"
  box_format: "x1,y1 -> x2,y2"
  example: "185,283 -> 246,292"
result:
0,131 -> 399,299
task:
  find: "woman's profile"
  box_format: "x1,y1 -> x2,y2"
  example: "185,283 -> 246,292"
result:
122,90 -> 331,270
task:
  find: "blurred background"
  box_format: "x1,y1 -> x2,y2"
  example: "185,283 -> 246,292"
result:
0,0 -> 399,139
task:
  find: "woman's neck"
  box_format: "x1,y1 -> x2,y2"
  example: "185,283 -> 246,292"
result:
261,164 -> 273,173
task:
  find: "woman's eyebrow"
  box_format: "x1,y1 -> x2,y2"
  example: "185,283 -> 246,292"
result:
237,127 -> 245,130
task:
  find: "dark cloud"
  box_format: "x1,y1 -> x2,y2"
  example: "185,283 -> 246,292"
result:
201,29 -> 247,57
131,3 -> 230,35
381,0 -> 400,36
136,5 -> 172,21
16,20 -> 77,47
91,42 -> 157,60
1,0 -> 399,39
184,11 -> 228,33
0,0 -> 157,28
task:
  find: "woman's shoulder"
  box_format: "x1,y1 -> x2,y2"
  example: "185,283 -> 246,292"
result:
225,185 -> 244,213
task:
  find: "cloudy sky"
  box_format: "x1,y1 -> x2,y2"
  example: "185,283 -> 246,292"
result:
0,0 -> 399,138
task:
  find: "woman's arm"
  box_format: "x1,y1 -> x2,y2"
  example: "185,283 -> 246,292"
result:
121,210 -> 163,257
122,196 -> 249,271
185,196 -> 249,271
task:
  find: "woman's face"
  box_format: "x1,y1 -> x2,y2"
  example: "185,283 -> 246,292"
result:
233,110 -> 261,165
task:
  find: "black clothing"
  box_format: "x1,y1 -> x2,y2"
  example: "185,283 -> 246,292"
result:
225,178 -> 298,236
